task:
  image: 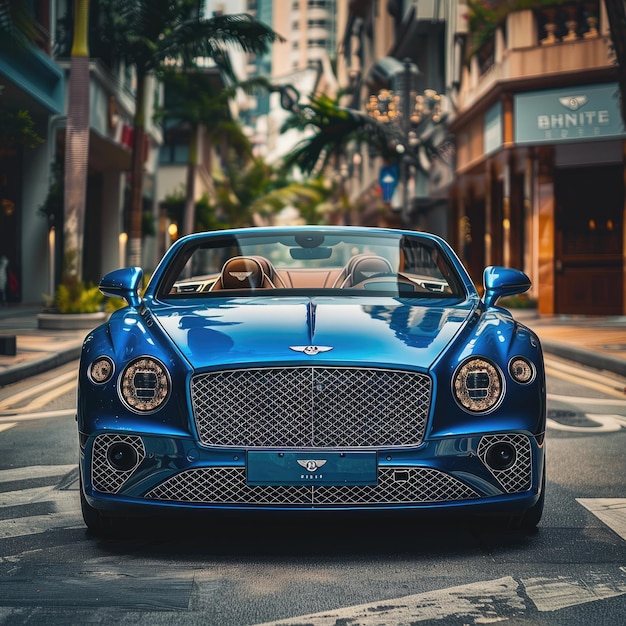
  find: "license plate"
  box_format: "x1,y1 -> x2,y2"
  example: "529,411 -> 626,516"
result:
246,451 -> 377,486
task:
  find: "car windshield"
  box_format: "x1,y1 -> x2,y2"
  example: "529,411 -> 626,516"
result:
155,229 -> 465,299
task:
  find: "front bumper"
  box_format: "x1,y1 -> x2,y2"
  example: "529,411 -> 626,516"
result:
80,430 -> 545,515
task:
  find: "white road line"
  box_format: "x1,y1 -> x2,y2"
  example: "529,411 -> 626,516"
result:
545,364 -> 626,400
0,485 -> 59,507
0,409 -> 75,423
0,465 -> 77,484
548,393 -> 626,407
20,380 -> 76,411
0,369 -> 77,410
524,570 -> 626,612
0,423 -> 16,433
545,356 -> 626,387
0,511 -> 83,540
255,570 -> 626,625
578,498 -> 626,541
257,576 -> 525,625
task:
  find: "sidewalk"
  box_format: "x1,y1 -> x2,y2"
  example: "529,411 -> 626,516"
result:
0,305 -> 625,387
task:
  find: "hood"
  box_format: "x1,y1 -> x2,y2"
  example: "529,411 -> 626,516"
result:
152,296 -> 476,371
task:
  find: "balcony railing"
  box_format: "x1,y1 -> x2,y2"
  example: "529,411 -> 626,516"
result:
470,1 -> 601,77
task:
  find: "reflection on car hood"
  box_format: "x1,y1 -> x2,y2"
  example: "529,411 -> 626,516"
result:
152,297 -> 476,370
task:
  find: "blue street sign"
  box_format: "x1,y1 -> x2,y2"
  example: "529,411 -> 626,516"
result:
379,164 -> 399,202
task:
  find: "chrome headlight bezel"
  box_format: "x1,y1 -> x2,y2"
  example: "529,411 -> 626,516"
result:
118,356 -> 171,413
452,357 -> 504,414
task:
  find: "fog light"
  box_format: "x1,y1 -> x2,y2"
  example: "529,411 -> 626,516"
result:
485,442 -> 516,470
106,442 -> 139,471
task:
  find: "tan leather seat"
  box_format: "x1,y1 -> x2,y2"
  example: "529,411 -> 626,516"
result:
334,254 -> 394,288
250,256 -> 289,288
209,257 -> 275,290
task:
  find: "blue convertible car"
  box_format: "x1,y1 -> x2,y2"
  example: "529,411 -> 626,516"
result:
78,226 -> 546,534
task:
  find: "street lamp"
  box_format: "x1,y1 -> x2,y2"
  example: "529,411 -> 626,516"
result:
366,58 -> 444,226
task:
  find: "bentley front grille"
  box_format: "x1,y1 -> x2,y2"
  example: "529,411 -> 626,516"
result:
191,367 -> 431,448
145,467 -> 479,505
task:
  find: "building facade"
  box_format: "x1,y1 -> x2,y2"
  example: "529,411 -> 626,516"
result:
450,1 -> 625,315
340,0 -> 625,316
0,1 -> 163,305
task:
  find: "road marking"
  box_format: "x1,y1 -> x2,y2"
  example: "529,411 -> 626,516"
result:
0,423 -> 16,433
545,356 -> 626,386
0,409 -> 75,423
0,510 -> 82,540
18,380 -> 76,411
578,498 -> 626,541
524,570 -> 626,612
548,393 -> 626,407
0,465 -> 77,484
545,362 -> 626,400
256,570 -> 626,625
547,413 -> 626,433
0,467 -> 81,539
0,369 -> 77,410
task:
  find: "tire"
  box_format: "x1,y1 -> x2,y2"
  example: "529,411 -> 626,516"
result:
508,464 -> 546,530
79,476 -> 119,537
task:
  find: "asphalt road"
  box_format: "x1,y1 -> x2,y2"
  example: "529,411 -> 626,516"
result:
0,356 -> 625,625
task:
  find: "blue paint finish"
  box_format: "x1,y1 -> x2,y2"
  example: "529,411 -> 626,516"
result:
77,227 -> 546,530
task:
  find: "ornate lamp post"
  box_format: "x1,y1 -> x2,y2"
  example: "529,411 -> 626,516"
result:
366,58 -> 444,227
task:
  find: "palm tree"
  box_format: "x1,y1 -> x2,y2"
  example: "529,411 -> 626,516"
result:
0,0 -> 37,52
156,70 -> 273,236
98,0 -> 283,265
281,92 -> 397,176
0,1 -> 43,149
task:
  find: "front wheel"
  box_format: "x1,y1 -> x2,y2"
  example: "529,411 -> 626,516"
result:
79,476 -> 122,537
509,465 -> 546,530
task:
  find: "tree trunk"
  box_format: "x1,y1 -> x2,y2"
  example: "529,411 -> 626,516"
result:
63,0 -> 90,282
182,124 -> 199,236
127,72 -> 147,268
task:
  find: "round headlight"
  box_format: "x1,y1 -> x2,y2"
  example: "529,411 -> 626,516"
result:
88,356 -> 114,384
453,357 -> 503,413
119,357 -> 170,413
509,357 -> 535,384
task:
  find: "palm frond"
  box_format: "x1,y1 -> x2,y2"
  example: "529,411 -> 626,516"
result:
281,93 -> 399,174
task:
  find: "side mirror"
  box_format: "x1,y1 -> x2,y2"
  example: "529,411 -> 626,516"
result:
99,267 -> 143,308
482,266 -> 531,308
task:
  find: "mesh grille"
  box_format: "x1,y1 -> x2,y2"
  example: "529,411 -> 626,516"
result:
91,434 -> 145,494
191,367 -> 431,448
477,433 -> 533,493
145,467 -> 478,505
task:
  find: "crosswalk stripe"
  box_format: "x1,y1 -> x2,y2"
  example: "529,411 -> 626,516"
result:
255,570 -> 626,625
0,465 -> 77,484
578,498 -> 626,541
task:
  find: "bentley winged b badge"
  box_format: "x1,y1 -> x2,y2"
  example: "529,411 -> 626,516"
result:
289,346 -> 333,355
297,459 -> 327,472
